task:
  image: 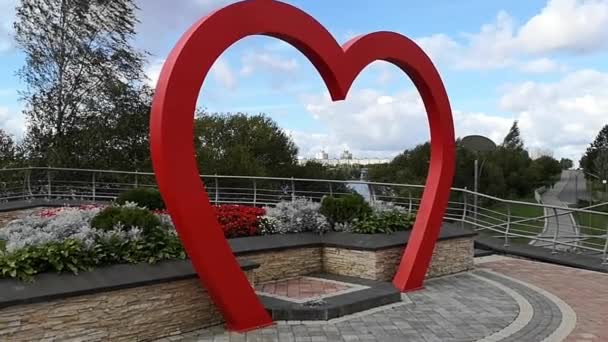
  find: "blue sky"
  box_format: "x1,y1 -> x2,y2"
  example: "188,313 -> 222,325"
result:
2,0 -> 608,162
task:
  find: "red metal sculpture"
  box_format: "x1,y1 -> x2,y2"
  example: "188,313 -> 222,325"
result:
150,0 -> 455,332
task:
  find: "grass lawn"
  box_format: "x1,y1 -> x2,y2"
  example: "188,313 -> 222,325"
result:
476,197 -> 545,244
571,203 -> 608,250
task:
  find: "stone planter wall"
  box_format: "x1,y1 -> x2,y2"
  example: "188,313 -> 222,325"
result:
237,247 -> 322,283
0,223 -> 476,341
0,262 -> 257,342
323,237 -> 474,281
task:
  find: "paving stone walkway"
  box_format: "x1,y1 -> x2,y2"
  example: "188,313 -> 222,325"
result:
152,255 -> 608,342
155,267 -> 565,342
478,256 -> 608,342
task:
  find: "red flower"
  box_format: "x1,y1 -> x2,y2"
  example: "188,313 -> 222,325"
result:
213,205 -> 266,238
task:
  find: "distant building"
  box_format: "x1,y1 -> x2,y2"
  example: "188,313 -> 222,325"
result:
315,150 -> 329,160
299,150 -> 390,166
340,150 -> 353,160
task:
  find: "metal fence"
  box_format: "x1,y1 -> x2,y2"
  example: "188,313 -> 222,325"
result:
1,167 -> 607,264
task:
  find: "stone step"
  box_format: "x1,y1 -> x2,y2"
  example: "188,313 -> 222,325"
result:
257,273 -> 401,321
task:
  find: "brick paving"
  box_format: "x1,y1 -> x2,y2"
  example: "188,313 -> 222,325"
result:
255,277 -> 356,301
478,257 -> 608,342
154,256 -> 608,341
156,273 -> 523,342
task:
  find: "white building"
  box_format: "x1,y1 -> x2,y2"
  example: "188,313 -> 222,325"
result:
299,150 -> 390,166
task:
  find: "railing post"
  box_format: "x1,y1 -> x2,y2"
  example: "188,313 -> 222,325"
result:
408,191 -> 413,215
291,177 -> 295,202
92,173 -> 96,202
253,179 -> 257,206
552,208 -> 560,254
328,182 -> 333,197
460,192 -> 468,229
27,167 -> 33,197
134,171 -> 139,188
214,175 -> 219,204
504,204 -> 511,247
603,225 -> 608,265
47,167 -> 52,199
367,183 -> 376,204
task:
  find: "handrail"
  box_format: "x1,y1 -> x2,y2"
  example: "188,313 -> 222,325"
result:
1,166 -> 607,264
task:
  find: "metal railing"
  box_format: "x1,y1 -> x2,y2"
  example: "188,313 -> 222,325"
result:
1,166 -> 607,264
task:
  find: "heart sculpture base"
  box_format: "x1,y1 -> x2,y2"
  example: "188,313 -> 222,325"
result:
150,0 -> 455,332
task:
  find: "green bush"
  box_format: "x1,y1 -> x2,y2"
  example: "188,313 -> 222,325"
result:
0,239 -> 96,281
352,210 -> 415,234
320,193 -> 372,228
91,206 -> 162,235
0,231 -> 187,282
116,188 -> 165,210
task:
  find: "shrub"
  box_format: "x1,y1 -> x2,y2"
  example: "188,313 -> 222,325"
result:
0,207 -> 101,253
264,198 -> 329,234
352,210 -> 415,234
90,206 -> 162,236
213,205 -> 265,238
258,216 -> 280,235
320,193 -> 372,228
0,205 -> 186,282
0,239 -> 96,281
116,188 -> 165,210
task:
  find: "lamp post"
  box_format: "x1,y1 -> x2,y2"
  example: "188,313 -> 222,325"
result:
461,135 -> 497,226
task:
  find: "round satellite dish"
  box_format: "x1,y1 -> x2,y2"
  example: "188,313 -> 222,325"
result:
461,135 -> 497,153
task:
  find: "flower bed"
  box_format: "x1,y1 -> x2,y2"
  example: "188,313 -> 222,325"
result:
0,195 -> 415,281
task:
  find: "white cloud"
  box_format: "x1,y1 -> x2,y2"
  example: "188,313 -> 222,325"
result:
0,106 -> 25,138
239,51 -> 300,90
0,0 -> 16,54
517,0 -> 608,54
518,58 -> 567,74
415,0 -> 608,72
240,52 -> 299,76
415,34 -> 462,66
135,0 -> 239,55
298,68 -> 608,161
499,69 -> 608,160
299,88 -> 512,158
145,57 -> 236,90
144,59 -> 164,88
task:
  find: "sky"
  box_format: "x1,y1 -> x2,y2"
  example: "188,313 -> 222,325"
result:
1,0 -> 608,163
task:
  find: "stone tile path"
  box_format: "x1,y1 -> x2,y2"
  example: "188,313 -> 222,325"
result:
478,256 -> 608,342
155,256 -> 608,342
255,276 -> 360,302
158,272 -> 525,341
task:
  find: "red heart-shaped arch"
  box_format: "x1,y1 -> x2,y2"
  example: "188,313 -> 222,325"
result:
151,0 -> 455,332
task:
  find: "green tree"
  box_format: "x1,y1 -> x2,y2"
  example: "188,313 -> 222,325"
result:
529,156 -> 562,187
559,158 -> 573,170
593,150 -> 608,181
580,125 -> 608,177
0,129 -> 16,168
502,121 -> 524,150
14,0 -> 147,167
194,112 -> 298,176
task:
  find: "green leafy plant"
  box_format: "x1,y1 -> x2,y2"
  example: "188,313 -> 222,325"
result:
320,193 -> 372,228
128,227 -> 186,264
115,188 -> 165,210
352,210 -> 415,234
91,206 -> 162,235
0,239 -> 94,282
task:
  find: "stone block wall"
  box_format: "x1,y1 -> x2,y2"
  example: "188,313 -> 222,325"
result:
323,237 -> 474,281
238,247 -> 322,283
0,270 -> 255,342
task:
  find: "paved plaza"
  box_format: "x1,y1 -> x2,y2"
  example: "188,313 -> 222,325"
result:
154,255 -> 606,342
